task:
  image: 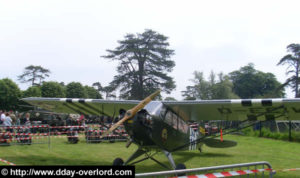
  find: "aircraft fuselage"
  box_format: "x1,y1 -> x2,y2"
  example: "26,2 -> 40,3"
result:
124,101 -> 201,152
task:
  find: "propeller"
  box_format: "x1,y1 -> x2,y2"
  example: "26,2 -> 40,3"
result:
102,89 -> 161,137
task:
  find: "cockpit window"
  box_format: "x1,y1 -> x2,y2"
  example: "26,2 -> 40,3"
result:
178,118 -> 188,134
160,106 -> 167,118
164,110 -> 178,130
164,109 -> 188,133
165,111 -> 173,126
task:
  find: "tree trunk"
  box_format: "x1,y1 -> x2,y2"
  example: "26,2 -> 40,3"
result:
296,62 -> 299,98
138,60 -> 145,99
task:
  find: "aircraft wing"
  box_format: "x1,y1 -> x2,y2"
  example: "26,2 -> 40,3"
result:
162,98 -> 300,121
22,97 -> 139,117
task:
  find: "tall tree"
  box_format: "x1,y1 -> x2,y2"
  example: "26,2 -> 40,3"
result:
66,82 -> 87,98
0,78 -> 21,110
229,63 -> 284,98
182,71 -> 210,100
102,29 -> 176,100
182,71 -> 239,100
92,82 -> 116,99
41,81 -> 65,98
23,86 -> 42,97
18,65 -> 51,86
84,85 -> 102,99
277,43 -> 300,97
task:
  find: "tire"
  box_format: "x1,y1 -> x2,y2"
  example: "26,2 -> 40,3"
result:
175,163 -> 186,176
113,158 -> 124,166
175,163 -> 186,170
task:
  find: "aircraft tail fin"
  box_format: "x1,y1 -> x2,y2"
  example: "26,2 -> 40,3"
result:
204,138 -> 237,148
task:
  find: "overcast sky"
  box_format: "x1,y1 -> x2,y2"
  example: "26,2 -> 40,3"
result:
1,0 -> 300,99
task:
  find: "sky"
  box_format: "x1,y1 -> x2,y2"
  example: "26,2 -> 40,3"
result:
0,0 -> 300,100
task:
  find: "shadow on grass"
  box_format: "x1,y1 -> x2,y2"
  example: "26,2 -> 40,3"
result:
134,151 -> 232,173
4,155 -> 111,165
174,151 -> 232,158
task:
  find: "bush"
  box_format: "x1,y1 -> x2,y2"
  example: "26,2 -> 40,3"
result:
242,127 -> 300,143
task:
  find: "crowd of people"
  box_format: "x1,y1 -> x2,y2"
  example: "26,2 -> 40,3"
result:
0,109 -> 122,128
0,110 -> 32,127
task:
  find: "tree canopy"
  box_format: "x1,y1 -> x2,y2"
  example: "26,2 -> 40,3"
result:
102,29 -> 176,100
182,71 -> 239,100
18,65 -> 50,86
23,86 -> 42,97
0,78 -> 21,110
92,82 -> 115,99
41,81 -> 66,98
277,43 -> 300,97
84,85 -> 102,99
66,82 -> 87,98
229,63 -> 284,98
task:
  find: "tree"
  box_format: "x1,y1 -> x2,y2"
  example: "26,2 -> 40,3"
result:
164,97 -> 177,101
182,71 -> 239,100
18,65 -> 51,86
84,85 -> 102,99
23,86 -> 42,97
66,82 -> 87,98
0,78 -> 21,110
41,81 -> 65,97
182,71 -> 210,100
92,82 -> 116,99
102,29 -> 176,100
277,43 -> 300,97
229,63 -> 284,98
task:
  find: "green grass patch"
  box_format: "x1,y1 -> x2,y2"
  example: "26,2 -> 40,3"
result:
0,135 -> 299,177
243,127 -> 300,143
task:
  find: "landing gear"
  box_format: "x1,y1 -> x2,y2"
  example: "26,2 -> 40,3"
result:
113,158 -> 124,166
115,147 -> 187,170
175,163 -> 186,176
175,163 -> 186,170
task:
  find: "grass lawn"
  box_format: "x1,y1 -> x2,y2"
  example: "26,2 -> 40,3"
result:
0,135 -> 299,177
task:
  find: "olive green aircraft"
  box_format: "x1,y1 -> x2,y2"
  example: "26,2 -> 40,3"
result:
22,90 -> 300,169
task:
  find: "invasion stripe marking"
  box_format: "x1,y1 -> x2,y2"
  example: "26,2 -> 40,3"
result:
66,99 -> 73,103
271,99 -> 283,103
78,99 -> 85,103
72,99 -> 79,102
262,99 -> 272,106
251,99 -> 262,104
241,100 -> 252,106
231,100 -> 241,104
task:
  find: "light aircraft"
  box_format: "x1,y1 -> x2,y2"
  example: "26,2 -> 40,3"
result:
22,90 -> 300,169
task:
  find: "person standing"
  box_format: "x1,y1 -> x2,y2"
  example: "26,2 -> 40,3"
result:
3,113 -> 12,127
9,111 -> 16,125
15,113 -> 21,125
3,113 -> 12,133
0,110 -> 6,125
24,113 -> 31,126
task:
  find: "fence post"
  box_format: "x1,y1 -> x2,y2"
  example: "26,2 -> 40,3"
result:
259,121 -> 262,137
289,120 -> 292,142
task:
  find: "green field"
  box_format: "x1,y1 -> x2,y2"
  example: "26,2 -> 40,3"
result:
0,135 -> 299,177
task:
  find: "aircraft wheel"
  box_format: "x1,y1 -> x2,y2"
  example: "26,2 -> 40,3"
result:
113,158 -> 124,166
175,163 -> 186,170
175,163 -> 186,176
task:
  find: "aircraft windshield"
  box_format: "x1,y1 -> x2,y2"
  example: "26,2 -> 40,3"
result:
164,110 -> 188,134
144,101 -> 163,116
